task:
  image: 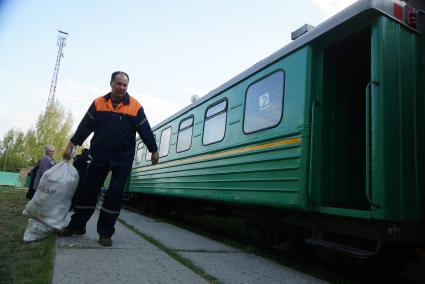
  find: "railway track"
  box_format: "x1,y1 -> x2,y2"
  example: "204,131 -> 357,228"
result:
123,201 -> 425,283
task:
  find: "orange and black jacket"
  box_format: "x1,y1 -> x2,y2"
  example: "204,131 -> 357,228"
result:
71,92 -> 158,167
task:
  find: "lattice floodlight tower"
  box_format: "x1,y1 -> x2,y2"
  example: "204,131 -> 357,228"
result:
46,30 -> 68,112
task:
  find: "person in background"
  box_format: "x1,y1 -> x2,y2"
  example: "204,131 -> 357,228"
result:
70,148 -> 91,211
25,160 -> 40,200
31,145 -> 56,194
59,71 -> 159,247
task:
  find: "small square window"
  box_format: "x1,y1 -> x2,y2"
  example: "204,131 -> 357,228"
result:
134,141 -> 145,164
203,100 -> 227,145
177,116 -> 194,152
159,127 -> 172,157
145,134 -> 156,161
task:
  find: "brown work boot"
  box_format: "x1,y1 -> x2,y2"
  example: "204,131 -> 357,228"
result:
99,235 -> 112,247
57,226 -> 86,237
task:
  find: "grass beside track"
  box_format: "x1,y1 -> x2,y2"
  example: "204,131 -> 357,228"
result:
0,189 -> 55,284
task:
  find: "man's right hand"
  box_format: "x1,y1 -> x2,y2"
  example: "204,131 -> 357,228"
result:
63,142 -> 75,160
151,151 -> 159,165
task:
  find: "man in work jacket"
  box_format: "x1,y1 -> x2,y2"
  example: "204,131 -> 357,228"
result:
59,71 -> 159,246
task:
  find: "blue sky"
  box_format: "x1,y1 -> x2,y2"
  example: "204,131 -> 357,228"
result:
0,0 -> 355,139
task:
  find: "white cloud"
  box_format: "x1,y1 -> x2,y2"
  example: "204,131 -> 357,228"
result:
57,81 -> 192,129
0,103 -> 38,136
133,90 -> 187,128
0,79 -> 104,138
311,0 -> 357,18
14,79 -> 46,100
1,77 -> 199,140
55,79 -> 104,123
0,80 -> 46,137
183,87 -> 209,97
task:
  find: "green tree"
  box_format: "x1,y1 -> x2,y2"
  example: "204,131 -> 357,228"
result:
22,128 -> 38,166
0,101 -> 73,172
0,128 -> 27,172
32,101 -> 73,162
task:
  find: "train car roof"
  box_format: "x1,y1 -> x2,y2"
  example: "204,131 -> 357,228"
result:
151,0 -> 416,130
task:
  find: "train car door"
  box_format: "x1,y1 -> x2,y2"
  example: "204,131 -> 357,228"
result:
310,26 -> 372,216
310,12 -> 423,220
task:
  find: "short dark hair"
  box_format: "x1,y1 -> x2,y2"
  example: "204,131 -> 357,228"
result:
111,71 -> 129,83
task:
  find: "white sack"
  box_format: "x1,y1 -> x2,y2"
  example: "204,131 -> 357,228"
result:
23,161 -> 79,230
23,218 -> 55,242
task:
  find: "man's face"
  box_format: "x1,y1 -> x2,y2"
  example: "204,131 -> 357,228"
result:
110,74 -> 129,101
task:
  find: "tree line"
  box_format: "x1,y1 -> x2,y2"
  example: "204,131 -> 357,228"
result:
0,101 -> 73,172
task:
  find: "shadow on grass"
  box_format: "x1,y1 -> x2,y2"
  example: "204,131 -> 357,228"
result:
0,189 -> 55,283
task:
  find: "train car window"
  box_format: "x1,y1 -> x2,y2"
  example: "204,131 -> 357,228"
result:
203,99 -> 227,145
244,70 -> 284,133
145,134 -> 156,161
206,100 -> 226,117
135,141 -> 145,164
177,116 -> 194,152
159,127 -> 172,157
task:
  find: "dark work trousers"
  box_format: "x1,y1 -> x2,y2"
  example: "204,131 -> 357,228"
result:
68,161 -> 131,237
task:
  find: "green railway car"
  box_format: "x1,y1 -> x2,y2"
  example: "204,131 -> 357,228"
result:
128,0 -> 425,258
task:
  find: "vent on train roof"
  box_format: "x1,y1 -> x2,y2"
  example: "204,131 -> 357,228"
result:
291,24 -> 314,40
191,95 -> 200,103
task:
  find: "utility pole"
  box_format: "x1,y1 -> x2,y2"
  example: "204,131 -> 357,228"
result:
46,30 -> 68,112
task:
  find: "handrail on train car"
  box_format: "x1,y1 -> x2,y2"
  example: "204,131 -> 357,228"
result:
365,81 -> 380,208
308,100 -> 320,206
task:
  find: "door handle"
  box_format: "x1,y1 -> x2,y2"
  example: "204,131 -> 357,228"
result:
308,100 -> 319,205
365,81 -> 380,208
